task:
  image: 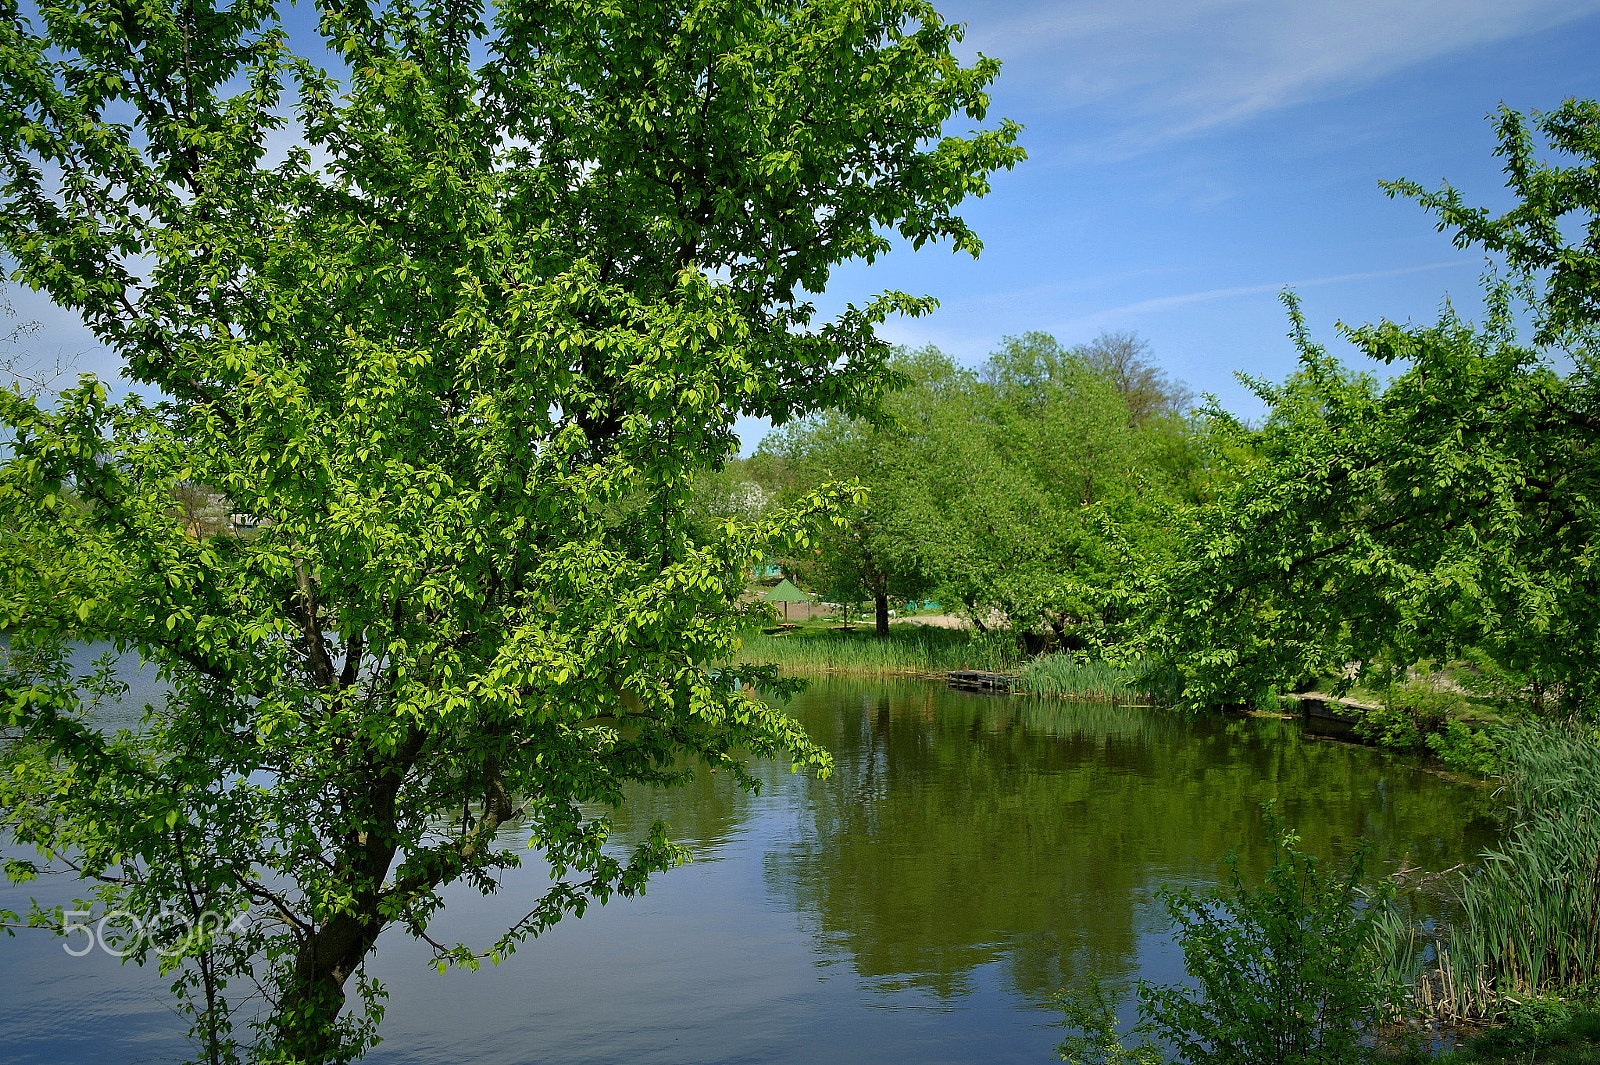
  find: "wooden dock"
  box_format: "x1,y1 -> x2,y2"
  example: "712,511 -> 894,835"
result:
947,670 -> 1017,693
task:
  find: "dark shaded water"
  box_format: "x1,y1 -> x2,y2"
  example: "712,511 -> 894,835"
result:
1,670 -> 1498,1064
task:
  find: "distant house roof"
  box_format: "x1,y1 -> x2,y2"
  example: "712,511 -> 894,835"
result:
761,579 -> 811,604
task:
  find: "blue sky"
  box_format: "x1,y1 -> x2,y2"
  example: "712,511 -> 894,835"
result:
751,0 -> 1600,449
11,0 -> 1600,450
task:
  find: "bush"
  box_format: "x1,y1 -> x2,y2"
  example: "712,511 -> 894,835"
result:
1352,679 -> 1502,774
1356,679 -> 1466,751
1052,975 -> 1163,1065
1477,996 -> 1577,1058
1426,719 -> 1503,776
1056,805 -> 1393,1065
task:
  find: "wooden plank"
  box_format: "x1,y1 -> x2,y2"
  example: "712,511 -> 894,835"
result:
946,670 -> 1018,692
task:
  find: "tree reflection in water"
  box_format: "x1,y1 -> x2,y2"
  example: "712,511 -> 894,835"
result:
607,677 -> 1498,1009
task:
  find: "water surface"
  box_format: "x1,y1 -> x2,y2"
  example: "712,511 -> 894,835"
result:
0,674 -> 1497,1064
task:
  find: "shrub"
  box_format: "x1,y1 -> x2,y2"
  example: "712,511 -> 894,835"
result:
1356,679 -> 1467,751
1056,805 -> 1393,1065
1352,679 -> 1502,774
1425,719 -> 1503,776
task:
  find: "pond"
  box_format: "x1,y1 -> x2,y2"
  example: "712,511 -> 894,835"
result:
0,670 -> 1498,1065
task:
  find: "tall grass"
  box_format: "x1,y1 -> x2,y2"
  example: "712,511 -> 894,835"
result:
734,626 -> 1020,676
1379,724 -> 1600,1021
1013,652 -> 1186,704
736,634 -> 1171,705
1014,652 -> 1139,702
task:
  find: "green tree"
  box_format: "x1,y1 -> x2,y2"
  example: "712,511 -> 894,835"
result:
945,332 -> 1199,646
763,333 -> 1204,646
0,0 -> 1022,1060
873,389 -> 1047,631
1136,100 -> 1600,718
984,333 -> 1142,510
751,347 -> 956,633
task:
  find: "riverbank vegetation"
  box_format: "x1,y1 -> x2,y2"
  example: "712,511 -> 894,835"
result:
735,622 -> 1158,702
1056,806 -> 1394,1065
1015,652 -> 1143,703
1409,1004 -> 1600,1065
1056,731 -> 1600,1062
1374,726 -> 1600,1027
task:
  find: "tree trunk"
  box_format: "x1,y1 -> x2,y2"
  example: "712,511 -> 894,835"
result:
269,729 -> 428,1063
875,589 -> 889,637
1047,616 -> 1067,653
273,915 -> 376,1064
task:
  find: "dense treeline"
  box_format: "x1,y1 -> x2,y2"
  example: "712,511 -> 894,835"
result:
730,331 -> 1206,641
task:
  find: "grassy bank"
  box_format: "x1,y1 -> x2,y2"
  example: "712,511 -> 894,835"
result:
734,624 -> 1159,703
735,623 -> 1020,676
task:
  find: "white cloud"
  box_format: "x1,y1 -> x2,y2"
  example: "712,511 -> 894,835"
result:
956,0 -> 1600,149
1044,258 -> 1476,335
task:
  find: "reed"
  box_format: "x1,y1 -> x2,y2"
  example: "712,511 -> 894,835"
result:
734,626 -> 1020,676
1013,652 -> 1140,702
1379,724 -> 1600,1022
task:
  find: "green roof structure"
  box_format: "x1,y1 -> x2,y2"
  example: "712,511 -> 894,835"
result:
762,578 -> 811,621
761,579 -> 810,603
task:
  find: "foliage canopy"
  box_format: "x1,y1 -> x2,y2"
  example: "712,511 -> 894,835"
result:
753,332 -> 1204,643
1134,100 -> 1600,719
0,0 -> 1020,1060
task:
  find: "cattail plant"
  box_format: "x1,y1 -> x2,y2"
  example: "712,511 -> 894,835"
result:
1376,724 -> 1600,1022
